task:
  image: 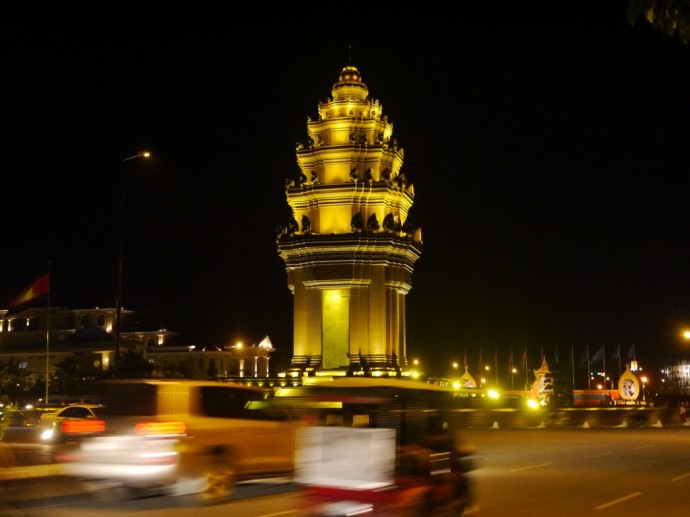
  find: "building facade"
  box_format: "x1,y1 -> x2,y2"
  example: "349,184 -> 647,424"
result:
0,306 -> 275,387
277,65 -> 422,377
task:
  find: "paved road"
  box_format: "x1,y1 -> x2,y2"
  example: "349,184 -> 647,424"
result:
3,427 -> 690,516
463,427 -> 690,516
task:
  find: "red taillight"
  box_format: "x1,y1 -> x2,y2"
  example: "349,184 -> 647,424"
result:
134,421 -> 186,436
61,419 -> 106,434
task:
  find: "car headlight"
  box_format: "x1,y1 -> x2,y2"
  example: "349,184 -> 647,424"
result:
526,399 -> 540,410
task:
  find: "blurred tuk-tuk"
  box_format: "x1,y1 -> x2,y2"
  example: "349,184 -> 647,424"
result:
275,377 -> 478,515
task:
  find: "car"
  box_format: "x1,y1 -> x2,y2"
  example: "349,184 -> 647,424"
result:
58,379 -> 296,505
1,407 -> 53,444
38,404 -> 105,444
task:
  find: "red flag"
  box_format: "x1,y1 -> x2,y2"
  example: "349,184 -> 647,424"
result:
8,273 -> 50,314
521,348 -> 527,369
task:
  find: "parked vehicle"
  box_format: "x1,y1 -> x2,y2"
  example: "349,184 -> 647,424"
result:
39,404 -> 105,443
57,379 -> 296,505
1,407 -> 54,443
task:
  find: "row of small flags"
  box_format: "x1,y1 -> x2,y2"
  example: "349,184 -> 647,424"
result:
580,343 -> 636,366
463,343 -> 638,374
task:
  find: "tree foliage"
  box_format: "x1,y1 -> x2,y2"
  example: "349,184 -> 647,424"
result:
154,356 -> 197,379
0,402 -> 19,441
52,356 -> 104,400
628,0 -> 690,44
0,358 -> 39,403
119,349 -> 156,379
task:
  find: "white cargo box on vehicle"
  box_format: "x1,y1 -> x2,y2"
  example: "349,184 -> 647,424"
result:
294,426 -> 396,490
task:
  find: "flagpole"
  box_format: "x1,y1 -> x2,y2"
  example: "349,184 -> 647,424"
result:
587,345 -> 591,390
478,346 -> 482,380
523,347 -> 528,391
508,345 -> 515,390
45,266 -> 51,405
494,347 -> 498,386
571,345 -> 575,389
7,273 -> 51,401
603,344 -> 607,389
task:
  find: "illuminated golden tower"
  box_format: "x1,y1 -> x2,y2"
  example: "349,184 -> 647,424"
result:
277,65 -> 422,376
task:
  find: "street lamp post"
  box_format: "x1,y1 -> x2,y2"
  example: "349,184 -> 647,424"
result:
114,151 -> 150,378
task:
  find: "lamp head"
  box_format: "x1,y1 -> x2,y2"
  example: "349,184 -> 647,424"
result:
122,151 -> 152,163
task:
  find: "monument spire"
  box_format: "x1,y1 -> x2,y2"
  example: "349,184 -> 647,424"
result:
277,66 -> 422,377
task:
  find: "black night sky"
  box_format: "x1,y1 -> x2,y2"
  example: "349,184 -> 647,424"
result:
4,3 -> 690,379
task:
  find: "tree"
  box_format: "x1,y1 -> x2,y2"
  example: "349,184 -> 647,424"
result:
152,356 -> 197,379
551,367 -> 575,408
52,356 -> 104,401
0,357 -> 38,403
119,349 -> 155,378
0,401 -> 19,466
628,0 -> 690,44
0,402 -> 19,441
206,366 -> 218,379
